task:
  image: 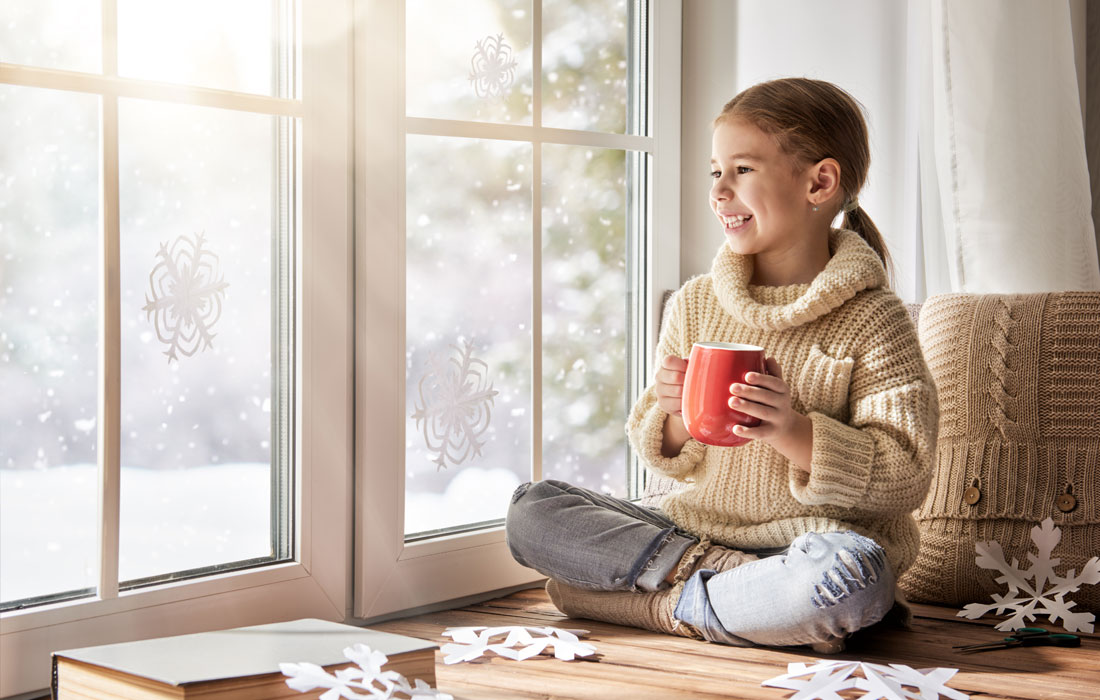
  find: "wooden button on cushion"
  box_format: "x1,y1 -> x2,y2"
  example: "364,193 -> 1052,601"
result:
963,485 -> 981,506
1056,492 -> 1077,513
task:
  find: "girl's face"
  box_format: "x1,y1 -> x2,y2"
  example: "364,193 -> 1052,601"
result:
709,119 -> 816,258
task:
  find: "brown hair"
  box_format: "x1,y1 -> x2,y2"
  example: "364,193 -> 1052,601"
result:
715,78 -> 894,284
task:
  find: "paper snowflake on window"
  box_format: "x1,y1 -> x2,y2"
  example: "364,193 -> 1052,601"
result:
411,341 -> 499,469
441,626 -> 596,664
468,33 -> 517,98
281,643 -> 452,700
958,517 -> 1100,633
143,231 -> 228,363
761,660 -> 969,700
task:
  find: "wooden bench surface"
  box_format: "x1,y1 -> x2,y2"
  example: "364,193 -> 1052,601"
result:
374,586 -> 1100,700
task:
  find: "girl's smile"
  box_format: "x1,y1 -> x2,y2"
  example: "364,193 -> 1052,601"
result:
718,213 -> 753,233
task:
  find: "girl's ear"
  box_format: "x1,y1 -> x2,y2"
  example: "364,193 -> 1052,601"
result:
807,158 -> 841,207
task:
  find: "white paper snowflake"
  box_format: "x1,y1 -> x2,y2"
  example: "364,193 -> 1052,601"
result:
281,643 -> 452,700
958,517 -> 1100,633
142,231 -> 228,363
468,33 -> 518,98
761,659 -> 969,700
410,341 -> 499,469
441,626 -> 596,664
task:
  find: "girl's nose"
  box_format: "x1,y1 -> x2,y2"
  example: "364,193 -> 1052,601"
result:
711,180 -> 731,201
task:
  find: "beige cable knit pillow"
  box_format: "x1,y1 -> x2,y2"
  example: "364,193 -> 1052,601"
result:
899,292 -> 1100,613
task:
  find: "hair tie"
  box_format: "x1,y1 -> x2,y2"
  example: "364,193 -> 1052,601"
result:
841,198 -> 860,214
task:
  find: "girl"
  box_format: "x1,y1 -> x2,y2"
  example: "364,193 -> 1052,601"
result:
505,78 -> 938,651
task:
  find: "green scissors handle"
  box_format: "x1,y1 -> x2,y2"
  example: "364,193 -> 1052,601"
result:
1010,633 -> 1080,647
954,627 -> 1081,653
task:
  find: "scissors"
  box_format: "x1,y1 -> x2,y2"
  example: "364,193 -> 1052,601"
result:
953,627 -> 1081,653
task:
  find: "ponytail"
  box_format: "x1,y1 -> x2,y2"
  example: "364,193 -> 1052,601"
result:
843,206 -> 894,288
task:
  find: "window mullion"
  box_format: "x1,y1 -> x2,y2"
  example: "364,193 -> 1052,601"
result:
629,0 -> 647,137
530,0 -> 543,484
97,0 -> 121,602
403,116 -> 653,152
0,65 -> 303,117
531,143 -> 543,484
271,0 -> 296,565
397,0 -> 409,543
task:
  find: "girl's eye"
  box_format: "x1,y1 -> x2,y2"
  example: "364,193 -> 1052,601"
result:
712,166 -> 752,178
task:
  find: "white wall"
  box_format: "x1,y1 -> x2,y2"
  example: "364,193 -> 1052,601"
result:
1084,0 -> 1100,261
680,0 -> 919,300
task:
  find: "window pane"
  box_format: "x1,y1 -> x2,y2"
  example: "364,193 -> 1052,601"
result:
405,135 -> 532,537
117,99 -> 288,583
118,0 -> 281,96
0,1 -> 101,73
0,85 -> 100,606
542,0 -> 629,134
406,0 -> 532,125
542,145 -> 630,496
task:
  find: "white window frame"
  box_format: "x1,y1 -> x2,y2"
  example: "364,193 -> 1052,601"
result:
0,2 -> 353,697
353,0 -> 681,619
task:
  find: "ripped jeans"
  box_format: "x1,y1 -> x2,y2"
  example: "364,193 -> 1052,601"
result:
505,479 -> 896,647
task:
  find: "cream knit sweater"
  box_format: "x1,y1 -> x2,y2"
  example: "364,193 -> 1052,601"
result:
628,229 -> 939,575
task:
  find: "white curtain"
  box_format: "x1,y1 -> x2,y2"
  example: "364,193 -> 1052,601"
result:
918,0 -> 1100,294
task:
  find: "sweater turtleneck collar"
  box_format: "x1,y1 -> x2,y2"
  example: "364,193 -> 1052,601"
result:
710,228 -> 887,330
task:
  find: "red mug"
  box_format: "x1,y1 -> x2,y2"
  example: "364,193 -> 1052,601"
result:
681,342 -> 766,447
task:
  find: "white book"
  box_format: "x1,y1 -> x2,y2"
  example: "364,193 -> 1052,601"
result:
52,617 -> 438,699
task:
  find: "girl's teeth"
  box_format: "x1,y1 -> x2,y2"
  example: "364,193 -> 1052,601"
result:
723,215 -> 750,226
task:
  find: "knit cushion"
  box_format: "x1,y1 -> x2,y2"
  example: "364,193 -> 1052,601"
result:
898,292 -> 1100,613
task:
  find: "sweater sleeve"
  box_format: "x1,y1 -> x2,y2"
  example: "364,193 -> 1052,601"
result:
626,288 -> 708,481
789,301 -> 938,514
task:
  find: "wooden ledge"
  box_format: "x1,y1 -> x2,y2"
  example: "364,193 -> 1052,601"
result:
373,587 -> 1100,700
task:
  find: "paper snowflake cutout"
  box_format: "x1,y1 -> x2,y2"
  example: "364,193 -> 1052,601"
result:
281,643 -> 452,700
762,659 -> 969,700
410,341 -> 499,469
468,33 -> 518,98
142,231 -> 228,363
441,626 -> 596,664
958,517 -> 1100,633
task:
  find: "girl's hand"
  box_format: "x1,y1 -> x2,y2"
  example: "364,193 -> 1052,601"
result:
655,355 -> 692,457
655,354 -> 688,415
727,357 -> 814,470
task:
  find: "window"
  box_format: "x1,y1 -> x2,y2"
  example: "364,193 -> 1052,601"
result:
0,2 -> 351,696
355,0 -> 681,617
0,0 -> 679,692
2,0 -> 295,616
